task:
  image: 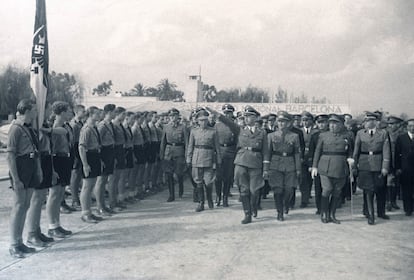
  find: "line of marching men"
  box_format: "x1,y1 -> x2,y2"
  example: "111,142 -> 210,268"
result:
6,99 -> 414,258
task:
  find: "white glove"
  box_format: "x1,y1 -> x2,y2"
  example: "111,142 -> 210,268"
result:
311,168 -> 318,179
347,158 -> 355,166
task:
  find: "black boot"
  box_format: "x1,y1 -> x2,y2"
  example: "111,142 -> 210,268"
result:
290,188 -> 296,209
251,191 -> 259,218
215,181 -> 222,206
320,196 -> 329,223
274,193 -> 284,221
222,182 -> 230,207
366,191 -> 375,225
363,192 -> 369,218
206,184 -> 214,209
193,188 -> 199,203
386,186 -> 392,211
391,186 -> 400,210
167,176 -> 175,202
330,196 -> 341,224
241,195 -> 252,224
178,176 -> 184,199
195,185 -> 205,212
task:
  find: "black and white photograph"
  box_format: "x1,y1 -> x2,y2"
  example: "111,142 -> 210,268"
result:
0,0 -> 413,279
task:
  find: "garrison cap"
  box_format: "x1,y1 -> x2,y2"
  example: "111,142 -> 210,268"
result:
196,110 -> 209,120
301,111 -> 314,120
328,114 -> 344,123
244,106 -> 260,117
168,108 -> 180,116
387,115 -> 403,124
277,111 -> 292,121
222,104 -> 235,113
315,114 -> 329,122
364,111 -> 379,121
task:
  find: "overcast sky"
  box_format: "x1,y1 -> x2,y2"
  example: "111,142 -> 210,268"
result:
1,0 -> 413,114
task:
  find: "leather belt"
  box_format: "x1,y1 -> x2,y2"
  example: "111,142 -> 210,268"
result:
273,151 -> 294,157
239,147 -> 261,153
17,152 -> 39,159
195,145 -> 213,150
40,151 -> 51,157
102,144 -> 114,149
322,152 -> 347,156
87,149 -> 100,154
361,151 -> 382,155
167,142 -> 184,146
220,143 -> 235,147
53,152 -> 71,157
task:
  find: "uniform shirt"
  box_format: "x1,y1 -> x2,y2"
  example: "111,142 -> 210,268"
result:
215,120 -> 237,160
52,124 -> 72,154
313,130 -> 353,178
265,130 -> 301,172
186,126 -> 221,167
39,130 -> 51,154
124,125 -> 134,148
111,122 -> 126,146
140,123 -> 151,144
217,115 -> 268,169
353,129 -> 391,172
7,119 -> 38,156
132,123 -> 145,146
97,120 -> 115,146
148,122 -> 159,142
160,122 -> 187,160
79,123 -> 101,151
69,119 -> 83,143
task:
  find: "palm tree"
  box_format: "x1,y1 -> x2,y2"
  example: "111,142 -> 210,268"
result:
157,78 -> 177,100
130,83 -> 146,96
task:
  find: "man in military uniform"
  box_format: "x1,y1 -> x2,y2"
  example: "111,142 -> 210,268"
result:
186,110 -> 221,212
210,106 -> 268,224
307,114 -> 329,214
353,112 -> 391,225
300,111 -> 318,208
7,99 -> 42,258
214,104 -> 237,207
386,116 -> 403,211
312,114 -> 354,224
263,111 -> 301,221
160,108 -> 188,202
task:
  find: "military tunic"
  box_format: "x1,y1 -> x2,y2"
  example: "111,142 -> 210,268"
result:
160,122 -> 187,175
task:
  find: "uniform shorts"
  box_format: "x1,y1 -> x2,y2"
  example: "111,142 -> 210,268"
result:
53,155 -> 73,186
100,145 -> 115,175
38,155 -> 53,189
125,148 -> 134,169
133,145 -> 147,165
234,165 -> 264,195
192,167 -> 215,185
268,170 -> 297,189
114,145 -> 126,170
162,157 -> 186,175
147,142 -> 158,164
83,151 -> 101,179
358,171 -> 386,192
11,156 -> 41,189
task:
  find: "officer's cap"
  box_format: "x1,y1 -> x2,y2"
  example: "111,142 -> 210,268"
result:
292,114 -> 302,120
244,106 -> 260,117
387,115 -> 403,124
328,114 -> 344,123
277,111 -> 292,121
301,111 -> 314,121
343,113 -> 353,119
222,104 -> 235,113
364,111 -> 379,121
196,110 -> 209,120
268,113 -> 277,121
168,108 -> 180,116
315,114 -> 329,123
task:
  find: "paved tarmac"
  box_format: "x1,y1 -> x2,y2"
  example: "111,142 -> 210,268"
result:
0,178 -> 413,280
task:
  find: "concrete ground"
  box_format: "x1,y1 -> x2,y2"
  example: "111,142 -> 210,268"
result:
0,174 -> 413,280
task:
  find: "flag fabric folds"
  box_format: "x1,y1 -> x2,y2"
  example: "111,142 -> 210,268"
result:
30,0 -> 49,127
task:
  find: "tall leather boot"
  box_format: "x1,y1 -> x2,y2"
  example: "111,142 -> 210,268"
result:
257,189 -> 263,210
362,192 -> 369,218
284,189 -> 292,214
274,192 -> 284,221
206,184 -> 214,209
251,191 -> 259,218
178,176 -> 184,198
193,187 -> 199,203
377,186 -> 389,219
366,191 -> 375,225
290,188 -> 296,209
222,182 -> 230,207
195,185 -> 205,212
241,194 -> 252,224
386,186 -> 392,211
167,175 -> 175,202
215,181 -> 222,207
330,196 -> 341,224
391,186 -> 400,209
320,196 -> 329,223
